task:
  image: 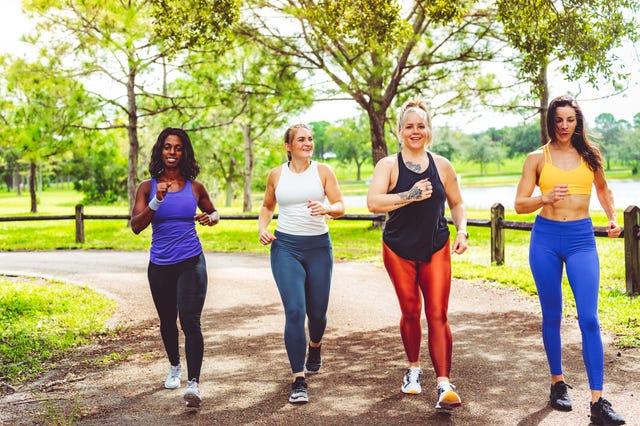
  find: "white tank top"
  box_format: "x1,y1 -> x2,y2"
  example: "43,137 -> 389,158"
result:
275,161 -> 328,236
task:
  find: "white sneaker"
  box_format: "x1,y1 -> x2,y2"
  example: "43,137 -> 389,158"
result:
401,368 -> 422,394
184,379 -> 202,408
164,364 -> 181,389
436,381 -> 462,410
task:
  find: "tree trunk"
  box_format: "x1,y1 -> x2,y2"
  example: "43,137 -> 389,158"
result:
225,180 -> 233,207
368,110 -> 388,165
14,164 -> 20,195
126,61 -> 139,222
29,161 -> 37,213
539,64 -> 549,145
242,123 -> 254,212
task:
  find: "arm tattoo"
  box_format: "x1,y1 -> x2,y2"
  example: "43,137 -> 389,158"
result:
400,186 -> 422,200
405,161 -> 422,172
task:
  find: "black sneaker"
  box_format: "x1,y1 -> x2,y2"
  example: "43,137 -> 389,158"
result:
305,344 -> 322,373
590,397 -> 626,425
289,377 -> 308,404
549,381 -> 572,411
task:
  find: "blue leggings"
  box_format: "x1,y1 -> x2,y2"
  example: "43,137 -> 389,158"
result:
270,230 -> 333,374
148,252 -> 208,382
529,216 -> 603,390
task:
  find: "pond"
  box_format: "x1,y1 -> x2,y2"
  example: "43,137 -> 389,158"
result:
343,180 -> 639,211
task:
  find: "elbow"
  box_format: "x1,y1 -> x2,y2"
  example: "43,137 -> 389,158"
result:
514,202 -> 525,214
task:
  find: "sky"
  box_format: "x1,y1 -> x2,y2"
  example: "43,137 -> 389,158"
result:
2,1 -> 639,133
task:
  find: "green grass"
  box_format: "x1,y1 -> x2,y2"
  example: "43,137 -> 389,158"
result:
0,183 -> 638,385
0,277 -> 117,383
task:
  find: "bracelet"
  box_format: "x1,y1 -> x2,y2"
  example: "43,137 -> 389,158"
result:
208,211 -> 218,224
148,196 -> 163,211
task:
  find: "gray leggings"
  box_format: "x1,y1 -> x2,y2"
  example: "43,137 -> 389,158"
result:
271,231 -> 333,373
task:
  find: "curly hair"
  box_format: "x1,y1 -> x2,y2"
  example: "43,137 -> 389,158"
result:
396,98 -> 432,146
546,95 -> 602,172
148,127 -> 200,180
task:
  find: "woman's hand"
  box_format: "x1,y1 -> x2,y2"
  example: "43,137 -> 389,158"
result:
195,210 -> 219,226
258,229 -> 277,245
452,232 -> 468,255
307,199 -> 332,216
606,220 -> 621,238
156,180 -> 173,201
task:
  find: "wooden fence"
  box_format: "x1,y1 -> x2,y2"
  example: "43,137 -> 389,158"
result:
2,203 -> 639,295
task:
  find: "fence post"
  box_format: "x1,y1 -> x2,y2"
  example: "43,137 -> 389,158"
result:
491,203 -> 505,265
75,204 -> 85,244
624,205 -> 640,296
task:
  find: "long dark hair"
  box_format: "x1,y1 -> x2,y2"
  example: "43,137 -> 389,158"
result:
148,128 -> 200,180
546,95 -> 602,172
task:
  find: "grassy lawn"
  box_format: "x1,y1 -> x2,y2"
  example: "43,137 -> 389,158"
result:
0,184 -> 638,385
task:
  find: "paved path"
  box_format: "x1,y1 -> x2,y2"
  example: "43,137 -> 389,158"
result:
0,251 -> 638,425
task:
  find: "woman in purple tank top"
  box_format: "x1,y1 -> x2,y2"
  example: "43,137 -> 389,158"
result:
131,128 -> 219,409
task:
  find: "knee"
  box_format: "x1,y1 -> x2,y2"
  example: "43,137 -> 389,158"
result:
285,305 -> 306,325
577,314 -> 600,335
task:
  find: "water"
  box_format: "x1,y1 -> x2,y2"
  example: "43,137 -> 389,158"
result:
344,180 -> 639,211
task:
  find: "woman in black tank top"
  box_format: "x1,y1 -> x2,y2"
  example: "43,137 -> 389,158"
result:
367,98 -> 468,412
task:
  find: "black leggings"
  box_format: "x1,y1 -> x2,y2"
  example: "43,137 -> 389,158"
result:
148,252 -> 208,382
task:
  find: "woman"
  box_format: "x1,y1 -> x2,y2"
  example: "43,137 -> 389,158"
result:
258,123 -> 345,404
367,98 -> 468,411
131,127 -> 219,409
514,95 -> 625,425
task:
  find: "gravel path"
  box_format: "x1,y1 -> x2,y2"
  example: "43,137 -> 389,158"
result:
0,250 -> 638,425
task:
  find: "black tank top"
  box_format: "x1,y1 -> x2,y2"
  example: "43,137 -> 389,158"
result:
383,151 -> 450,262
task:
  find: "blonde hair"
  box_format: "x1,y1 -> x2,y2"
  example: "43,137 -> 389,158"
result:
283,123 -> 312,161
396,98 -> 432,146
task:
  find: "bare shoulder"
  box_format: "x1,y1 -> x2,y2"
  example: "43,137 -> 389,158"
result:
375,154 -> 398,170
316,162 -> 336,175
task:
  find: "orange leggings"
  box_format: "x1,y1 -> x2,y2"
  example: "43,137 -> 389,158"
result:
382,241 -> 452,378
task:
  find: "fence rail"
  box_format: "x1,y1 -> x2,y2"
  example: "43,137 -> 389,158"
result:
2,203 -> 639,295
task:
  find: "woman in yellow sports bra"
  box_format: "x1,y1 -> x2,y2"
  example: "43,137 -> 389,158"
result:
514,95 -> 625,425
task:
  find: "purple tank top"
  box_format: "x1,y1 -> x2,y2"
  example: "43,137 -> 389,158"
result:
149,178 -> 202,265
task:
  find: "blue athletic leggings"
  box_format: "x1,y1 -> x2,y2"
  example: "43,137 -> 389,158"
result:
148,252 -> 208,382
529,215 -> 604,390
270,230 -> 333,374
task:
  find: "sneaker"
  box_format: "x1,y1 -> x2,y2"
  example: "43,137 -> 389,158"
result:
164,364 -> 181,389
289,376 -> 309,404
590,397 -> 626,425
401,368 -> 422,394
436,381 -> 462,411
549,381 -> 572,411
183,379 -> 202,408
305,344 -> 322,373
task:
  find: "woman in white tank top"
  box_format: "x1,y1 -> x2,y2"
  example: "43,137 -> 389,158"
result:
258,124 -> 344,404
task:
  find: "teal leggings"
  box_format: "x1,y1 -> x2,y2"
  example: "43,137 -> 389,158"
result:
270,230 -> 333,374
529,215 -> 603,390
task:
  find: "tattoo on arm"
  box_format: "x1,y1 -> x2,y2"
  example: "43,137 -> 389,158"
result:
400,186 -> 422,200
405,161 -> 422,172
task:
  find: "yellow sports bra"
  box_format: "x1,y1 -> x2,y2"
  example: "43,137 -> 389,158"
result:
538,144 -> 593,195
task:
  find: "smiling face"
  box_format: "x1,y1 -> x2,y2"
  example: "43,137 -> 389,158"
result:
553,106 -> 578,144
162,134 -> 184,169
285,126 -> 314,160
400,110 -> 431,149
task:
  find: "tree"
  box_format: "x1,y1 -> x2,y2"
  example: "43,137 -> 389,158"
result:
23,0 -> 238,214
167,40 -> 313,211
461,135 -> 505,175
594,113 -> 632,170
238,1 -> 499,165
326,115 -> 371,181
496,0 -> 639,143
1,55 -> 94,212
